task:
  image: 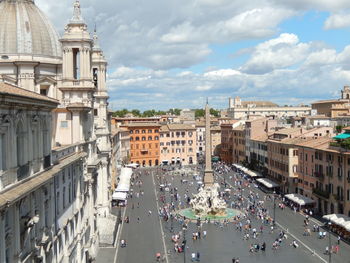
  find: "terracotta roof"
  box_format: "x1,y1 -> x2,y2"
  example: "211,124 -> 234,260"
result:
167,123 -> 196,130
160,125 -> 170,132
312,99 -> 347,104
274,127 -> 301,135
295,137 -> 331,148
251,134 -> 268,142
0,82 -> 59,104
242,101 -> 278,107
123,122 -> 162,128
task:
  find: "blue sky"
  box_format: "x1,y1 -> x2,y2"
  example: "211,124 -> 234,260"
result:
38,0 -> 350,110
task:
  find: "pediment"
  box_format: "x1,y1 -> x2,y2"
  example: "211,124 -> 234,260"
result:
36,76 -> 57,85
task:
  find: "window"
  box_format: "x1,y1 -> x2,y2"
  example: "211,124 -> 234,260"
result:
135,136 -> 140,141
40,85 -> 49,96
135,130 -> 140,134
94,109 -> 98,116
142,136 -> 146,141
142,130 -> 146,133
155,129 -> 159,133
148,129 -> 152,133
148,136 -> 152,140
130,130 -> 133,134
155,136 -> 159,140
60,121 -> 68,128
130,137 -> 133,141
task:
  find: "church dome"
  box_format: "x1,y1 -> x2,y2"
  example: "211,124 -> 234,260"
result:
0,0 -> 61,58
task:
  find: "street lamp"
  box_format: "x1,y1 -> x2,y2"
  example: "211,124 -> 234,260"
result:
182,225 -> 187,263
328,221 -> 332,263
273,190 -> 276,226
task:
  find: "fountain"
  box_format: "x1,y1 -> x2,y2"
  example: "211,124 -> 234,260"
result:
177,102 -> 243,221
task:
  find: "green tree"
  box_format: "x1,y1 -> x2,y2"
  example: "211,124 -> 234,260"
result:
131,109 -> 141,116
210,108 -> 220,117
195,109 -> 205,118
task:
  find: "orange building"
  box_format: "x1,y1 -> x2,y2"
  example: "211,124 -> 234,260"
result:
125,122 -> 161,166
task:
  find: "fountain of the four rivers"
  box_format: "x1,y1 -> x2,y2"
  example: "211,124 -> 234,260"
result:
177,103 -> 243,221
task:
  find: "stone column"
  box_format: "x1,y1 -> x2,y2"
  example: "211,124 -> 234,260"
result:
13,204 -> 20,261
0,210 -> 6,263
72,111 -> 81,143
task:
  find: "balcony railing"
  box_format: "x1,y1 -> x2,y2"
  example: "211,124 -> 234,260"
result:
314,172 -> 325,180
312,187 -> 330,199
17,163 -> 30,181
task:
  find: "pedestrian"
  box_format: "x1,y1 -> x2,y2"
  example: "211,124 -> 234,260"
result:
337,235 -> 341,245
196,251 -> 200,261
191,252 -> 196,262
203,230 -> 207,238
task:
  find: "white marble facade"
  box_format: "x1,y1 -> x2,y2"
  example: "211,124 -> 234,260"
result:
0,0 -> 113,262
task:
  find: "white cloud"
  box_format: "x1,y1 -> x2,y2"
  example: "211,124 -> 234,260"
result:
195,85 -> 212,91
241,33 -> 311,74
33,0 -> 350,110
324,12 -> 350,29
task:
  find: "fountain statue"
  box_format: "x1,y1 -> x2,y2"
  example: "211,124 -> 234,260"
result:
189,102 -> 227,217
190,183 -> 227,216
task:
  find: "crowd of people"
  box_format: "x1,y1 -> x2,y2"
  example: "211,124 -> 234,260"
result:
117,161 -> 344,262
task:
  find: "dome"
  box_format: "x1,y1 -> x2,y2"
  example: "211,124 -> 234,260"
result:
0,0 -> 61,58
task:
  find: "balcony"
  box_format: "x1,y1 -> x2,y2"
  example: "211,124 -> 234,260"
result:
17,163 -> 30,181
314,172 -> 325,180
312,187 -> 330,199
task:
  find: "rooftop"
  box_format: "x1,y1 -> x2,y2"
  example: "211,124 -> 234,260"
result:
0,82 -> 59,104
123,122 -> 162,128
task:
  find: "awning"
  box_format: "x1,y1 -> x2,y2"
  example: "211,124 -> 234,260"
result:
126,163 -> 139,168
333,133 -> 350,139
284,193 -> 315,206
112,191 -> 127,201
256,178 -> 279,189
323,214 -> 350,231
116,167 -> 133,192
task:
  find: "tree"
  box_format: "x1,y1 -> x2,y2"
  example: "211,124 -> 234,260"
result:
195,109 -> 205,118
131,109 -> 141,117
210,108 -> 220,117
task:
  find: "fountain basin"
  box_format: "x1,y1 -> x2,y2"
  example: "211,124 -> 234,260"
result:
177,208 -> 243,221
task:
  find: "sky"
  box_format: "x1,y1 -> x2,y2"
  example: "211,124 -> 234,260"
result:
36,0 -> 350,111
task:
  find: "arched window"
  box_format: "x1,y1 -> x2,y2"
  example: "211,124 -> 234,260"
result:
148,136 -> 152,140
142,136 -> 146,141
155,136 -> 159,140
135,137 -> 140,141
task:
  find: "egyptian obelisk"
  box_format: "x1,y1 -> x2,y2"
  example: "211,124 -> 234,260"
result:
203,102 -> 214,186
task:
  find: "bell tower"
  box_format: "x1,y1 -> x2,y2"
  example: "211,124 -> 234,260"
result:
57,0 -> 95,145
341,86 -> 350,100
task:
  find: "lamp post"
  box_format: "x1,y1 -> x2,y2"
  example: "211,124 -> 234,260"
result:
328,221 -> 332,263
273,190 -> 276,226
183,225 -> 187,263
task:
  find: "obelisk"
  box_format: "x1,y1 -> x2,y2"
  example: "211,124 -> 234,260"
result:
203,102 -> 214,186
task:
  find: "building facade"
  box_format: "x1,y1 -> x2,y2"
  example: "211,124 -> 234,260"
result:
127,123 -> 161,166
0,1 -> 113,262
159,124 -> 197,165
227,96 -> 311,119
